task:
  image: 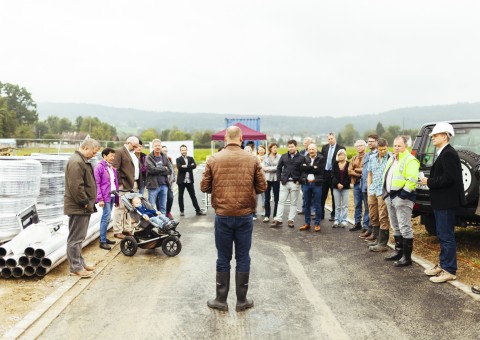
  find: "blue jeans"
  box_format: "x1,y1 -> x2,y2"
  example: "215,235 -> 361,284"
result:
353,183 -> 363,224
148,185 -> 168,214
302,183 -> 322,225
264,181 -> 280,218
214,214 -> 253,272
434,209 -> 457,275
150,215 -> 170,229
333,188 -> 349,223
100,200 -> 114,243
362,191 -> 370,228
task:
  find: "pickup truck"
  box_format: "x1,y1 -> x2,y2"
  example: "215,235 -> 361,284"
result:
411,120 -> 480,234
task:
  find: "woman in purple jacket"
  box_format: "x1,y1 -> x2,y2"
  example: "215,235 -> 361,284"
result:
94,148 -> 119,250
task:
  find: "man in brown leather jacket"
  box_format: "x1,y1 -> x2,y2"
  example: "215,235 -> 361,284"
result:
201,126 -> 266,312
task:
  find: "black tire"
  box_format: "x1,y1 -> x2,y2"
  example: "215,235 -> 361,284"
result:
120,236 -> 138,256
458,150 -> 480,204
162,236 -> 182,257
421,213 -> 437,236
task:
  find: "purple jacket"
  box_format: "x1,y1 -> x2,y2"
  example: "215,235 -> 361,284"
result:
94,159 -> 119,204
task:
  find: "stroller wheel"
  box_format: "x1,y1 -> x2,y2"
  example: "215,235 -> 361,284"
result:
120,236 -> 138,256
162,236 -> 182,257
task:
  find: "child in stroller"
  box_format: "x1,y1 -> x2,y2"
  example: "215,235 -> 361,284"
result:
131,197 -> 179,232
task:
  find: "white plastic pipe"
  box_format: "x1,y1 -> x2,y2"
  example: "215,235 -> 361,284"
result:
1,267 -> 12,278
33,232 -> 67,259
18,255 -> 30,267
12,266 -> 24,278
24,265 -> 36,277
0,240 -> 13,257
6,255 -> 21,268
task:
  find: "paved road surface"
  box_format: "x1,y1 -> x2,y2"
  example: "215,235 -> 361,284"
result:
37,174 -> 480,339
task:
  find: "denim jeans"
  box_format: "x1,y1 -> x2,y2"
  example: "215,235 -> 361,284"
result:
353,183 -> 364,224
362,191 -> 370,228
434,209 -> 457,275
333,188 -> 349,223
302,183 -> 322,225
100,200 -> 114,243
150,214 -> 170,229
265,181 -> 280,218
148,185 -> 168,214
215,214 -> 253,273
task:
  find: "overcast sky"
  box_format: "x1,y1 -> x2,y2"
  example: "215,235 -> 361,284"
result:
2,0 -> 480,117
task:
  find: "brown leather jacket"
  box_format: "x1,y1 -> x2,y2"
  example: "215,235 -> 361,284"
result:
348,153 -> 365,185
201,143 -> 267,216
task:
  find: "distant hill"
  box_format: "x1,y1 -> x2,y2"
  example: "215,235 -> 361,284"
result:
37,102 -> 480,136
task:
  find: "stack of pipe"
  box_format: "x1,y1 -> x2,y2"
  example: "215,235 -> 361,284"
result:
30,155 -> 70,222
0,211 -> 102,279
0,158 -> 42,242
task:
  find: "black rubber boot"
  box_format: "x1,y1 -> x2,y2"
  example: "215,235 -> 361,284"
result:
369,229 -> 389,252
236,272 -> 254,312
384,235 -> 403,261
394,238 -> 413,267
207,272 -> 230,311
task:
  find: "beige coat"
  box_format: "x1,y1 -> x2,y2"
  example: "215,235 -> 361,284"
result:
201,144 -> 266,216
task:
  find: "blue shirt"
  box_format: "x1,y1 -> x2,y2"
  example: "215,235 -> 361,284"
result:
368,152 -> 390,196
361,150 -> 376,192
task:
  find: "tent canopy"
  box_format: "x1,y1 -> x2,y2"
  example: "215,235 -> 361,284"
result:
211,122 -> 266,141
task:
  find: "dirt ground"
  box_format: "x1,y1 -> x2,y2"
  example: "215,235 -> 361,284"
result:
1,194 -> 480,336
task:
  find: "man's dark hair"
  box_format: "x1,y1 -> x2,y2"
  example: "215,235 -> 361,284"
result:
101,147 -> 115,157
180,144 -> 187,150
368,134 -> 379,141
377,138 -> 388,147
138,139 -> 143,146
287,139 -> 297,146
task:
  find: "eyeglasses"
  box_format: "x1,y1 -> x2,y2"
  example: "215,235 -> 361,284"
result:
367,140 -> 376,143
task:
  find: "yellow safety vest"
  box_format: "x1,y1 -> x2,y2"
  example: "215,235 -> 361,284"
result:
383,150 -> 419,193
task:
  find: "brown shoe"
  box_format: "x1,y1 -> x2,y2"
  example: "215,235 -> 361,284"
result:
287,220 -> 295,228
70,269 -> 93,278
270,220 -> 282,227
365,234 -> 376,241
83,264 -> 96,271
359,230 -> 371,238
114,233 -> 125,239
314,225 -> 321,232
299,224 -> 310,231
122,231 -> 132,236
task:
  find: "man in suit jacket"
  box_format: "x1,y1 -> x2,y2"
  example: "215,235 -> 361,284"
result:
112,136 -> 141,239
321,133 -> 346,221
176,144 -> 206,216
421,122 -> 465,283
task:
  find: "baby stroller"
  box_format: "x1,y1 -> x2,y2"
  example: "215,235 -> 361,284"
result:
113,190 -> 182,257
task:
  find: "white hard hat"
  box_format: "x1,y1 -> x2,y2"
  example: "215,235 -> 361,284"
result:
430,122 -> 455,137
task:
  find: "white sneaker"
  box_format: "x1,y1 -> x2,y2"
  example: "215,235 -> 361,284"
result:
253,216 -> 257,221
429,270 -> 456,283
340,222 -> 347,228
263,217 -> 269,223
424,264 -> 442,276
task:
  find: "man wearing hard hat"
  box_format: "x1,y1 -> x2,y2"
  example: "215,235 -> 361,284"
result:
420,122 -> 465,283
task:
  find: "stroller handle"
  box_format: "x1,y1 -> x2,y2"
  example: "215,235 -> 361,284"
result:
110,189 -> 134,196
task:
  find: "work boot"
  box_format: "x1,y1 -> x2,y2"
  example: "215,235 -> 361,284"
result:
207,272 -> 230,311
394,238 -> 413,267
369,229 -> 389,252
236,272 -> 254,312
385,235 -> 403,261
365,226 -> 379,241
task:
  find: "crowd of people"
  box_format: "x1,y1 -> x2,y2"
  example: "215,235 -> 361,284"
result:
248,124 -> 464,285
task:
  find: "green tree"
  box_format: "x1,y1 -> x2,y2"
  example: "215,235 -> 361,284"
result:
35,121 -> 49,138
75,116 -> 83,132
376,122 -> 385,136
337,132 -> 344,145
340,123 -> 359,146
15,124 -> 36,139
0,82 -> 38,137
140,128 -> 159,142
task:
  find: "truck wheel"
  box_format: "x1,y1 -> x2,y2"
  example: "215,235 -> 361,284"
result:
458,150 -> 480,204
421,213 -> 437,236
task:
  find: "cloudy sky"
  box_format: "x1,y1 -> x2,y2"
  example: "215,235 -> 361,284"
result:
2,0 -> 480,117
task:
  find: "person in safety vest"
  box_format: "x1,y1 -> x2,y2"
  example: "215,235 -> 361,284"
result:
382,135 -> 419,267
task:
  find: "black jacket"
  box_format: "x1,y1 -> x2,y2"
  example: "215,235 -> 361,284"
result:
300,153 -> 326,186
321,143 -> 346,170
276,152 -> 303,185
427,144 -> 466,210
176,155 -> 197,184
332,161 -> 351,190
146,152 -> 170,189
